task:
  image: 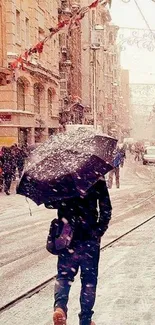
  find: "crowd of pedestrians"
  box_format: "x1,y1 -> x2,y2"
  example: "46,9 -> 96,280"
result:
0,144 -> 28,195
127,142 -> 145,161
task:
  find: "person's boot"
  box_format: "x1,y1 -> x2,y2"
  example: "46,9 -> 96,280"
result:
53,308 -> 66,325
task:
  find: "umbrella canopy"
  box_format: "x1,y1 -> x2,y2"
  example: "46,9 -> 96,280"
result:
17,128 -> 117,205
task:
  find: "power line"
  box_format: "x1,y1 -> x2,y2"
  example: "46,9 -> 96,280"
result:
119,26 -> 155,32
133,0 -> 155,36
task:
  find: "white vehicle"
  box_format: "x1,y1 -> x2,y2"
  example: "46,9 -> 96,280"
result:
142,146 -> 155,165
144,141 -> 150,148
123,138 -> 134,144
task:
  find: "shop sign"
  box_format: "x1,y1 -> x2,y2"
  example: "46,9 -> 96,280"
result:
0,114 -> 11,122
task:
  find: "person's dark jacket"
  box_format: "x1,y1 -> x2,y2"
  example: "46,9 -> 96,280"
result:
55,178 -> 112,241
15,147 -> 27,168
1,147 -> 14,175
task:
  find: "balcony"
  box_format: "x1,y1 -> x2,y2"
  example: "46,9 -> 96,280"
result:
38,7 -> 45,30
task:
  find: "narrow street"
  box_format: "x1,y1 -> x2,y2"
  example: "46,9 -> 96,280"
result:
0,156 -> 155,324
0,0 -> 155,324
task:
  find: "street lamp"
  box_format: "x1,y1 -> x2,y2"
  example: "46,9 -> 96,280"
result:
90,45 -> 99,129
91,26 -> 104,129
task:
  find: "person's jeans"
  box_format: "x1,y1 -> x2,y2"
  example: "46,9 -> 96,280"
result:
3,173 -> 12,192
108,167 -> 120,188
17,163 -> 24,178
0,175 -> 3,192
54,240 -> 100,325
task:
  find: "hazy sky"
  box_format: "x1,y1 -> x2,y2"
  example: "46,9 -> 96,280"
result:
110,0 -> 155,83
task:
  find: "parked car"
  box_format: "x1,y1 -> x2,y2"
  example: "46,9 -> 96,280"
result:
144,141 -> 150,149
142,146 -> 155,165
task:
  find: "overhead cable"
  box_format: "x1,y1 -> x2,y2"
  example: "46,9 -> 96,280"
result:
133,0 -> 155,37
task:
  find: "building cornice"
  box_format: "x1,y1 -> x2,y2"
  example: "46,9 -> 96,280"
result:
7,54 -> 60,85
0,109 -> 35,115
26,62 -> 60,84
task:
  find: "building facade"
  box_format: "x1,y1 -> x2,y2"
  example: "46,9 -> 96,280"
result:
80,1 -> 129,139
58,0 -> 83,126
0,0 -> 11,86
0,0 -> 60,147
81,1 -> 112,129
0,0 -> 129,146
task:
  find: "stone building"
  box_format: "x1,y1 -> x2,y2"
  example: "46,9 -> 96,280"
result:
58,0 -> 83,126
58,0 -> 113,129
0,0 -> 11,87
0,0 -> 60,147
81,2 -> 130,139
81,1 -> 120,134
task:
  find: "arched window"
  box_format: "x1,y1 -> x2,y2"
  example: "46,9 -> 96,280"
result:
109,32 -> 113,45
48,88 -> 53,118
34,83 -> 44,114
17,78 -> 25,110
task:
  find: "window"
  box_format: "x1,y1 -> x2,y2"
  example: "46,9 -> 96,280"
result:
17,79 -> 25,110
34,84 -> 43,114
59,33 -> 67,47
92,10 -> 95,27
38,28 -> 45,60
109,32 -> 113,45
16,10 -> 21,42
48,89 -> 53,118
39,28 -> 44,42
25,17 -> 29,47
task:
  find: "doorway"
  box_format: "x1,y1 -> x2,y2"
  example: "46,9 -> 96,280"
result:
18,128 -> 28,146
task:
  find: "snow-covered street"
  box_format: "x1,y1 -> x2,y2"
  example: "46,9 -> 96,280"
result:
0,157 -> 155,324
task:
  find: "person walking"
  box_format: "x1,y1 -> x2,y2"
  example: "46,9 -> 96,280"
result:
1,147 -> 14,195
0,160 -> 3,192
10,144 -> 18,181
134,145 -> 140,161
119,144 -> 126,168
0,147 -> 3,192
108,148 -> 122,189
16,145 -> 27,178
47,177 -> 112,325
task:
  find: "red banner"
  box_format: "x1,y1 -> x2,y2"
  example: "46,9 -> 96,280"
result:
89,0 -> 99,9
10,0 -> 105,72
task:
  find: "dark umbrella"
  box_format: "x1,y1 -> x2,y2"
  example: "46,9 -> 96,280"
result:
17,129 -> 117,205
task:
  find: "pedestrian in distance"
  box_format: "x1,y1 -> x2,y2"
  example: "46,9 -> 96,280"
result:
10,144 -> 18,181
1,146 -> 15,195
119,144 -> 126,168
0,147 -> 3,192
134,145 -> 141,162
108,148 -> 122,189
16,145 -> 28,178
0,161 -> 3,192
46,177 -> 112,325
